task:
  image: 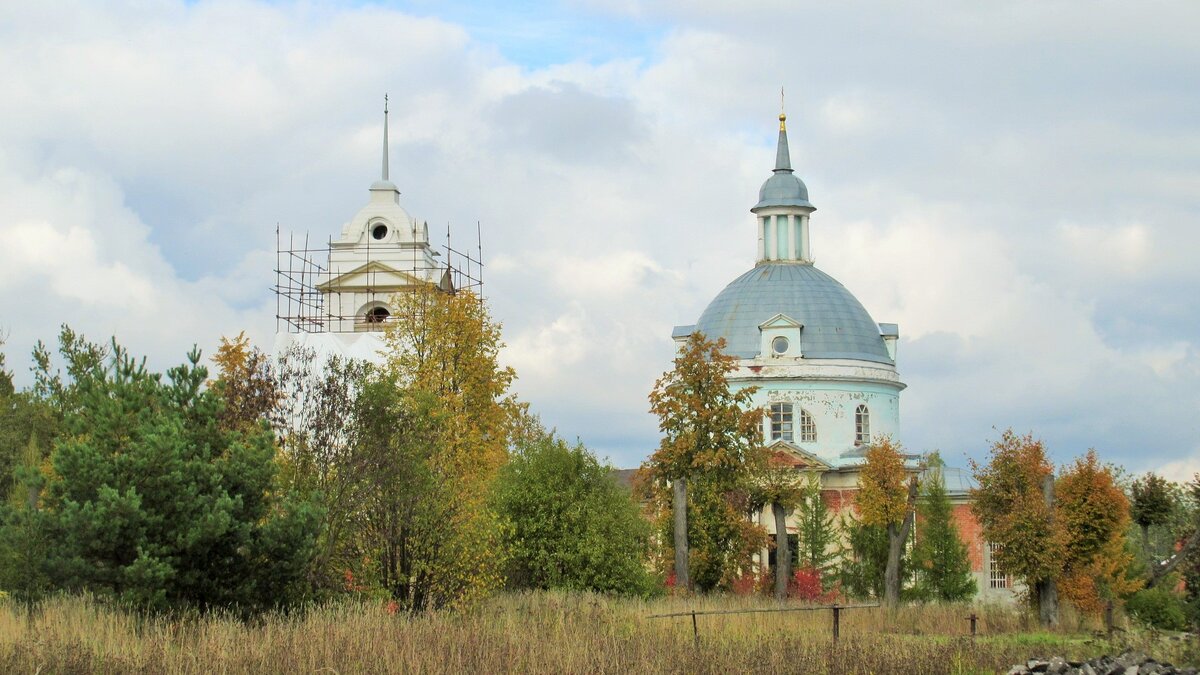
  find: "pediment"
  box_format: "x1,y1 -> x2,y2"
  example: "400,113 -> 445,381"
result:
758,313 -> 804,331
765,439 -> 832,471
316,260 -> 429,292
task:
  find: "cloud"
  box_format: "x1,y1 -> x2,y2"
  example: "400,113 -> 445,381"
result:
1,0 -> 1198,477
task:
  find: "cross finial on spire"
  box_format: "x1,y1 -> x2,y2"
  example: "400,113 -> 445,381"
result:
382,94 -> 390,182
780,86 -> 787,131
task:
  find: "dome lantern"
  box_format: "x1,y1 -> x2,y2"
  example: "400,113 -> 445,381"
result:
752,109 -> 816,264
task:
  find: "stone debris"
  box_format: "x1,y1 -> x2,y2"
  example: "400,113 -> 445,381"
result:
1006,651 -> 1196,675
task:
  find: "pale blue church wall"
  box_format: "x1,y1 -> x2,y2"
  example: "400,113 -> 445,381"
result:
731,378 -> 901,463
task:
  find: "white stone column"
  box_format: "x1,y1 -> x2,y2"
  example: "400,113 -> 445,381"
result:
786,214 -> 796,261
801,214 -> 811,262
757,217 -> 766,261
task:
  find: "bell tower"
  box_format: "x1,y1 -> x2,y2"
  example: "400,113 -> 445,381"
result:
317,96 -> 448,333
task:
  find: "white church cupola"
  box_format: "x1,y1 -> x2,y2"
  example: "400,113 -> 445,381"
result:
752,107 -> 816,264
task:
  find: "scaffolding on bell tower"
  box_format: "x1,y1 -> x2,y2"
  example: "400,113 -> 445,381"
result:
273,222 -> 484,334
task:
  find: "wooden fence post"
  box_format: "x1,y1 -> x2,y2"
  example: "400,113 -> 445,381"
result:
968,613 -> 977,638
1105,600 -> 1114,639
832,604 -> 841,643
691,610 -> 699,649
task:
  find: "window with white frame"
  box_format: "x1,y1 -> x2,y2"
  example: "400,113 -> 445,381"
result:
798,409 -> 817,443
988,541 -> 1009,589
854,404 -> 870,445
770,403 -> 793,442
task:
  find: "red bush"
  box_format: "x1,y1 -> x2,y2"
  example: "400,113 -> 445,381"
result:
788,566 -> 839,603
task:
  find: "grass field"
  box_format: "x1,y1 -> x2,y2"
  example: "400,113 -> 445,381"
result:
0,593 -> 1195,674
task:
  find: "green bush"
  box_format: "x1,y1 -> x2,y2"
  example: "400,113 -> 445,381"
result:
1126,587 -> 1188,631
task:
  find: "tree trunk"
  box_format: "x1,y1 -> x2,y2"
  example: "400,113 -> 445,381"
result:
1148,522 -> 1200,588
673,478 -> 690,593
1038,474 -> 1059,628
884,476 -> 920,609
773,501 -> 791,600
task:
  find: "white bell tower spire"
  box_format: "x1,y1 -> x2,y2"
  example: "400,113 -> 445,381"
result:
382,94 -> 390,182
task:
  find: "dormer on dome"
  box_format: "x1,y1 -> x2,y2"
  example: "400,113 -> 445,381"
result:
758,312 -> 803,358
753,111 -> 816,264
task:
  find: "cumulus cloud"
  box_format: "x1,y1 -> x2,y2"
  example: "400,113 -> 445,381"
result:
1,0 -> 1197,476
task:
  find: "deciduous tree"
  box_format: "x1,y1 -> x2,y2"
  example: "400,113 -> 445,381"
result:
645,332 -> 765,593
1056,450 -> 1140,616
493,429 -> 654,595
858,437 -> 918,609
971,430 -> 1064,627
377,286 -> 518,607
750,456 -> 805,599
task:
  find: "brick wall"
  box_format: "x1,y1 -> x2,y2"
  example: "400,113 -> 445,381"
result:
950,502 -> 985,572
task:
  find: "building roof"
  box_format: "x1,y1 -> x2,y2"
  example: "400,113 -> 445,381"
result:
752,119 -> 814,211
922,466 -> 977,497
694,262 -> 893,363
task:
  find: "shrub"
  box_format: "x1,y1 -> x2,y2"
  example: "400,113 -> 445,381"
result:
1126,587 -> 1188,631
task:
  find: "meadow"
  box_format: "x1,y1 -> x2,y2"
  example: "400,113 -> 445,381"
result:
0,593 -> 1195,674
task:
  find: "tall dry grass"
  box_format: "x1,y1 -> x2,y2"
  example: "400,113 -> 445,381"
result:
0,593 -> 1193,674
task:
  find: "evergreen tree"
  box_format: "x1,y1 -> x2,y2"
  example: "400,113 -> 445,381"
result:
493,429 -> 655,596
912,466 -> 976,602
838,515 -> 899,600
795,473 -> 837,580
32,334 -> 321,612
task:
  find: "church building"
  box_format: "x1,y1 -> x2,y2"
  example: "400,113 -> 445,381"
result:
670,111 -> 1010,599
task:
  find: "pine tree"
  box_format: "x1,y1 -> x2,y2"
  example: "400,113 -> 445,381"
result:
912,466 -> 976,602
795,473 -> 837,580
34,334 -> 322,612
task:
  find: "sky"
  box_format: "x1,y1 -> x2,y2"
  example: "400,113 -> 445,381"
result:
1,0 -> 1198,480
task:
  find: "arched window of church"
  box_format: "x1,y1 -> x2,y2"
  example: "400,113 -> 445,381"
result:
854,404 -> 870,446
798,409 -> 817,443
770,403 -> 793,442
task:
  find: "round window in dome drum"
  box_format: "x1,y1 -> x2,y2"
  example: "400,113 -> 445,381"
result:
771,336 -> 789,355
372,224 -> 388,240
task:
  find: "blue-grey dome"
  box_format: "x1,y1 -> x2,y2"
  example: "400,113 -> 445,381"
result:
755,172 -> 813,210
695,263 -> 892,363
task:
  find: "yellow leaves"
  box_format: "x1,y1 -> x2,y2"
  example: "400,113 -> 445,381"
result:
858,437 -> 909,528
646,332 -> 761,481
382,287 -> 517,488
211,331 -> 280,433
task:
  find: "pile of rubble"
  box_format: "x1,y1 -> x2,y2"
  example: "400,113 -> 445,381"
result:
1007,651 -> 1196,675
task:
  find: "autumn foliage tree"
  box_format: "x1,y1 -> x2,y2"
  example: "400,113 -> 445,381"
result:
210,332 -> 280,434
378,285 -> 518,607
644,332 -> 764,593
857,437 -> 918,609
1054,450 -> 1140,616
750,456 -> 806,599
971,430 -> 1064,627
